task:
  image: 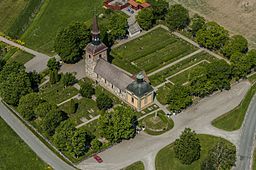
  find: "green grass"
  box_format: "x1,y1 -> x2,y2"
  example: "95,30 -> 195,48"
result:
111,27 -> 198,74
40,83 -> 79,105
122,161 -> 144,170
149,52 -> 218,86
156,83 -> 173,105
0,117 -> 49,170
248,73 -> 256,84
142,110 -> 174,135
0,0 -> 29,33
212,83 -> 256,131
8,50 -> 34,64
155,134 -> 235,170
169,61 -> 208,85
253,149 -> 256,170
22,0 -> 103,54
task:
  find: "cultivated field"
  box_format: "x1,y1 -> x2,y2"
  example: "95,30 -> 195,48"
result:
111,27 -> 198,74
22,0 -> 104,54
170,0 -> 256,48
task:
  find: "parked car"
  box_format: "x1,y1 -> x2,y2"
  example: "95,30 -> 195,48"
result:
93,155 -> 103,163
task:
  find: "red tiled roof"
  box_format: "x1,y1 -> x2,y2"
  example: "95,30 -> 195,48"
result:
140,2 -> 150,8
128,0 -> 139,7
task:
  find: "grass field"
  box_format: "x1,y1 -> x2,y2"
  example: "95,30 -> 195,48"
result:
111,27 -> 197,74
156,83 -> 173,105
212,83 -> 256,131
122,161 -> 144,170
0,0 -> 28,33
155,134 -> 235,170
8,50 -> 34,64
169,61 -> 208,85
0,118 -> 48,170
149,52 -> 218,86
21,0 -> 103,55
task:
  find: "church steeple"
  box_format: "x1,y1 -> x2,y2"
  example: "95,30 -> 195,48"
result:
91,16 -> 101,45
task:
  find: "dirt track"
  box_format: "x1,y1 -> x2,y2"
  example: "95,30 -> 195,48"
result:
170,0 -> 256,48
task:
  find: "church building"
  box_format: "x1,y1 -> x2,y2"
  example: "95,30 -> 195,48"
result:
84,16 -> 154,111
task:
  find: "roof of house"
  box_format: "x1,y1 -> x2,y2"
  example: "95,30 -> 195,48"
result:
94,59 -> 134,90
128,22 -> 141,35
85,43 -> 108,55
128,0 -> 139,7
127,72 -> 154,98
140,2 -> 150,8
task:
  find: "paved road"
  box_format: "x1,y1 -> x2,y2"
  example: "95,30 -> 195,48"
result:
0,36 -> 50,72
236,94 -> 256,170
78,81 -> 250,170
0,101 -> 75,170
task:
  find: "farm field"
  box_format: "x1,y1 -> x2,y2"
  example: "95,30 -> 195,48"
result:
111,27 -> 198,74
0,118 -> 48,170
169,0 -> 256,48
0,0 -> 28,33
155,134 -> 235,170
21,0 -> 104,55
149,52 -> 218,86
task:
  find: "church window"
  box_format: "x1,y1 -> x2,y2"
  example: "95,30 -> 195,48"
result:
131,97 -> 134,103
99,54 -> 102,58
144,97 -> 148,104
89,55 -> 91,59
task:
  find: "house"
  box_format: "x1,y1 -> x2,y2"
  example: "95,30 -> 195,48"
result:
128,0 -> 151,10
85,16 -> 154,111
127,16 -> 141,37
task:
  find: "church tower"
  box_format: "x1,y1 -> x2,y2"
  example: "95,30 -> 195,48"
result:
85,16 -> 108,79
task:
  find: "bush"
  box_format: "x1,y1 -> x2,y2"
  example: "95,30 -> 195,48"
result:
136,8 -> 155,30
96,93 -> 113,110
80,82 -> 95,98
61,72 -> 77,87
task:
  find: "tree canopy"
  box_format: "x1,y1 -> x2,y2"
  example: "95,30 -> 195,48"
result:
60,72 -> 77,87
196,22 -> 229,50
136,8 -> 155,30
34,101 -> 56,118
174,128 -> 201,165
80,82 -> 95,98
54,22 -> 91,63
190,14 -> 205,36
165,4 -> 190,31
96,93 -> 113,110
47,58 -> 60,71
148,0 -> 169,20
108,13 -> 127,39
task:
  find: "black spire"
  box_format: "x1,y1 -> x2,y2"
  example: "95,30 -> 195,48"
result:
91,16 -> 100,45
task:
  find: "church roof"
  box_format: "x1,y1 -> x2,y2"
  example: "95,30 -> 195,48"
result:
127,72 -> 154,98
94,59 -> 134,90
92,16 -> 100,35
85,43 -> 108,55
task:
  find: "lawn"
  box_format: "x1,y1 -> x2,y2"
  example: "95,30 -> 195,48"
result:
21,0 -> 104,55
111,27 -> 198,74
248,73 -> 256,84
8,50 -> 34,64
0,118 -> 49,170
156,83 -> 173,105
169,61 -> 208,85
142,110 -> 174,135
149,52 -> 217,86
212,83 -> 256,131
40,83 -> 79,105
122,161 -> 144,170
0,0 -> 28,33
155,134 -> 235,170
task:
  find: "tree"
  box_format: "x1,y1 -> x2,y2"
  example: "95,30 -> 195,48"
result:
47,58 -> 60,71
221,35 -> 248,58
0,62 -> 32,105
0,58 -> 6,71
66,99 -> 77,114
54,22 -> 90,63
80,82 -> 95,98
108,13 -> 127,39
90,139 -> 102,152
165,4 -> 190,31
60,72 -> 77,87
196,22 -> 229,50
98,106 -> 137,143
174,128 -> 201,165
190,14 -> 205,36
49,69 -> 60,84
96,93 -> 113,110
69,128 -> 92,158
136,8 -> 154,30
246,49 -> 256,70
201,141 -> 236,170
148,0 -> 169,20
230,52 -> 251,79
28,71 -> 41,91
53,120 -> 76,151
34,102 -> 56,118
41,110 -> 67,136
167,85 -> 192,113
17,93 -> 43,121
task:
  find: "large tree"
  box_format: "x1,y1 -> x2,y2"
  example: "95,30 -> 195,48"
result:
221,35 -> 248,58
98,106 -> 137,143
148,0 -> 169,20
54,22 -> 91,63
165,4 -> 190,31
0,62 -> 32,105
60,72 -> 77,87
201,141 -> 236,170
230,52 -> 251,79
174,128 -> 201,165
196,22 -> 229,50
17,93 -> 43,121
80,82 -> 95,98
96,93 -> 113,110
108,13 -> 127,39
47,58 -> 60,71
136,8 -> 155,30
190,14 -> 205,36
34,101 -> 56,118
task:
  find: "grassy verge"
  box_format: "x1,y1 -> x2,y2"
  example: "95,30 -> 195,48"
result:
0,117 -> 49,170
8,50 -> 34,64
211,83 -> 256,131
253,148 -> 256,170
155,134 -> 235,170
122,161 -> 144,170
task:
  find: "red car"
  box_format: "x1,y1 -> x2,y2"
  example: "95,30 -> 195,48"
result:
93,155 -> 103,163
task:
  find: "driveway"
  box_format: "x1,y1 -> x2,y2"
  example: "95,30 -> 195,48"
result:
78,81 -> 250,170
